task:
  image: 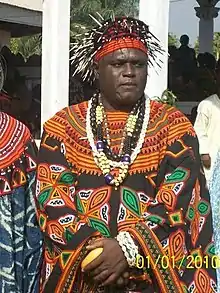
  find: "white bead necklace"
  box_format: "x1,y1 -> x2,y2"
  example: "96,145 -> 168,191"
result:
86,96 -> 150,183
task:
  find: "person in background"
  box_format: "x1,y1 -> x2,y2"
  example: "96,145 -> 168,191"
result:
0,111 -> 42,292
208,150 -> 220,292
194,89 -> 220,183
178,34 -> 196,64
196,53 -> 217,99
190,105 -> 198,125
168,45 -> 178,91
177,34 -> 197,79
0,51 -> 42,292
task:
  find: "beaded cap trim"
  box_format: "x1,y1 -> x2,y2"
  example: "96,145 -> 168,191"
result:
70,15 -> 163,84
94,37 -> 148,62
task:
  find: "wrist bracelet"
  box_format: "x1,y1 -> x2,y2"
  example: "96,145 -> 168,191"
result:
116,231 -> 139,267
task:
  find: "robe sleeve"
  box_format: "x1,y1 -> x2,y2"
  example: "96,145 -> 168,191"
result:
121,122 -> 216,291
35,129 -> 100,254
194,100 -> 210,155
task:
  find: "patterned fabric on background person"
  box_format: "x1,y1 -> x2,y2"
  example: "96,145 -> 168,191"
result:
0,111 -> 42,292
209,152 -> 220,292
36,100 -> 217,293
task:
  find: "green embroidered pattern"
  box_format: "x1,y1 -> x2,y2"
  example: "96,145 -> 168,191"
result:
197,200 -> 210,216
88,218 -> 111,237
146,215 -> 164,225
64,228 -> 74,242
121,188 -> 141,217
186,206 -> 195,221
39,214 -> 46,228
165,168 -> 188,183
38,187 -> 52,208
58,171 -> 76,185
205,243 -> 216,257
76,195 -> 84,214
61,252 -> 72,266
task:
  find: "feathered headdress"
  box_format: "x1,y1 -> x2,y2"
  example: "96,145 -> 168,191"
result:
70,15 -> 163,84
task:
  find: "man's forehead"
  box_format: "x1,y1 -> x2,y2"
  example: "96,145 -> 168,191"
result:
104,48 -> 148,61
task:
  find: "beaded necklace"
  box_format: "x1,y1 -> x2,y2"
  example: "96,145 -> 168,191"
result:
86,93 -> 150,187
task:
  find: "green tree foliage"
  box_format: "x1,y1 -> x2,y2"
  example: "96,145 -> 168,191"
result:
194,32 -> 220,59
213,32 -> 220,60
168,33 -> 179,47
10,34 -> 41,61
10,0 -> 139,60
70,0 -> 139,36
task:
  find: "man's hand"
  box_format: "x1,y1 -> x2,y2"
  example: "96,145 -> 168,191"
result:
201,154 -> 211,169
83,238 -> 128,286
115,272 -> 130,287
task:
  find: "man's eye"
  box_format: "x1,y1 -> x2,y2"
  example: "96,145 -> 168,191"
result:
135,62 -> 145,67
112,63 -> 122,67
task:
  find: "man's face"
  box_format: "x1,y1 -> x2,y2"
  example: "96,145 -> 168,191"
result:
97,48 -> 148,110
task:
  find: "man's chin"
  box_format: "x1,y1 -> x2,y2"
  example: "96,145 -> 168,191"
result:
116,93 -> 140,106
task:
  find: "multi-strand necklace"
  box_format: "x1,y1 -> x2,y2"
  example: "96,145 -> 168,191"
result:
86,93 -> 150,187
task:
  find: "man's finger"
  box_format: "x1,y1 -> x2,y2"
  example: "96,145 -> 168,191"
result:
93,269 -> 110,283
86,239 -> 104,250
90,265 -> 105,277
101,273 -> 118,287
116,277 -> 124,286
123,271 -> 129,278
124,278 -> 129,286
204,162 -> 211,169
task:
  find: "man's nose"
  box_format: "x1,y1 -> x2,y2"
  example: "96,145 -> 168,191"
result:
122,63 -> 135,77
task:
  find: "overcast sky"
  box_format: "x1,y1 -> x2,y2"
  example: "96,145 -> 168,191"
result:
169,0 -> 220,46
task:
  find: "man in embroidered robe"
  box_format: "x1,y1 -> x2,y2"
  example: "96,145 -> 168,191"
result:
0,111 -> 42,292
36,16 -> 217,293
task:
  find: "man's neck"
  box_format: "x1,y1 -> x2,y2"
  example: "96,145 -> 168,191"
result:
101,96 -> 134,113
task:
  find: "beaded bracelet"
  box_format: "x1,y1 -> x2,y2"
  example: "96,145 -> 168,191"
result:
116,231 -> 139,267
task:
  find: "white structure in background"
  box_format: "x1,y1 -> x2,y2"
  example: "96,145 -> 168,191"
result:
139,0 -> 220,99
0,0 -> 70,127
139,0 -> 170,99
0,0 -> 42,48
0,1 -> 42,88
195,0 -> 220,53
0,0 -> 42,11
41,0 -> 71,125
